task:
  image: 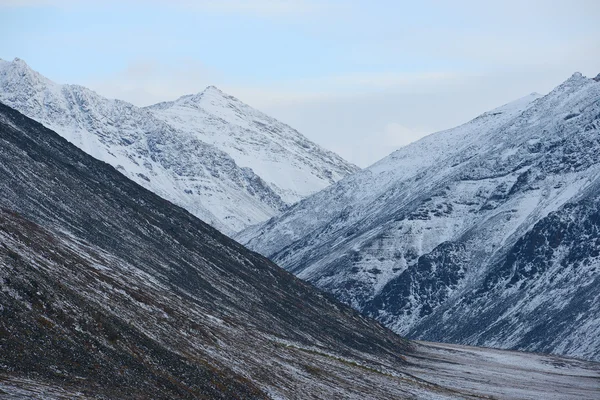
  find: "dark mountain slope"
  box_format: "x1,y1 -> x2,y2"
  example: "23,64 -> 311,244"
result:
1,98 -> 600,399
0,208 -> 266,399
0,102 -> 463,399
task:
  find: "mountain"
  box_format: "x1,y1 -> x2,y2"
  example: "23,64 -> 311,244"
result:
238,72 -> 600,361
3,102 -> 600,400
147,86 -> 359,205
0,100 -> 406,398
0,58 -> 357,235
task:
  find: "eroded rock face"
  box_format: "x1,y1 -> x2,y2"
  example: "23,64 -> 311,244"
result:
239,72 -> 600,360
410,191 -> 600,359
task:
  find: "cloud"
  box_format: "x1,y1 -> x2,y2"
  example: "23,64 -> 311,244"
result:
0,0 -> 324,16
382,122 -> 424,148
170,0 -> 322,16
85,59 -> 224,106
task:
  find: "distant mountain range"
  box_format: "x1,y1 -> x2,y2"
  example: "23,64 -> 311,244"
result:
147,85 -> 358,205
0,58 -> 357,235
239,71 -> 600,361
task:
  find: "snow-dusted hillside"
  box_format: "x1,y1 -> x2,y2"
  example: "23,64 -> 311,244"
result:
147,87 -> 358,205
0,58 -> 356,234
3,100 -> 599,400
238,72 -> 600,360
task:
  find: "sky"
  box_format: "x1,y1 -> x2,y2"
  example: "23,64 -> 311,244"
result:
1,0 -> 599,167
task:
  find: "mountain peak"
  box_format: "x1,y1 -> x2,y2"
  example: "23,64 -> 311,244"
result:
144,86 -> 232,111
146,83 -> 359,206
168,85 -> 231,107
10,57 -> 34,72
203,85 -> 223,93
0,56 -> 51,88
547,71 -> 592,96
563,71 -> 588,85
594,73 -> 600,82
199,84 -> 234,102
0,57 -> 31,73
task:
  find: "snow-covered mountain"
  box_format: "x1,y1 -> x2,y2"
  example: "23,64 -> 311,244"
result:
0,58 -> 357,234
3,100 -> 599,400
147,87 -> 358,205
238,72 -> 600,360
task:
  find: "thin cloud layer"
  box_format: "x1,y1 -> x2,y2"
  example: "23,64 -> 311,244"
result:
0,0 -> 324,16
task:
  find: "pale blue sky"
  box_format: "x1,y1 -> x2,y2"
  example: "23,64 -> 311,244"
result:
1,0 -> 599,166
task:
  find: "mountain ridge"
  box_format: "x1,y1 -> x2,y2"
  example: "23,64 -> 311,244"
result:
145,82 -> 359,205
0,100 -> 421,399
238,71 -> 600,361
0,57 -> 357,234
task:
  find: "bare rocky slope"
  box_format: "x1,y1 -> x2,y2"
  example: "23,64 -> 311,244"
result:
1,101 -> 599,399
239,72 -> 600,361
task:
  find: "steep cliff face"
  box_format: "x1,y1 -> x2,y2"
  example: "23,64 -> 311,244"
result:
408,185 -> 600,361
239,72 -> 600,360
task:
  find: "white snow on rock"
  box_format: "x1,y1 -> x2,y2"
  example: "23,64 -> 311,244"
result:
238,72 -> 600,360
146,85 -> 359,205
0,58 -> 357,235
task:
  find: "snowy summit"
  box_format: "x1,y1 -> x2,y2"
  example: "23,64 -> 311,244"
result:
0,58 -> 358,234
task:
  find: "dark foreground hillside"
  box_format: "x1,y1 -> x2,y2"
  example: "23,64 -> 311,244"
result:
0,102 -> 599,399
0,102 -> 415,398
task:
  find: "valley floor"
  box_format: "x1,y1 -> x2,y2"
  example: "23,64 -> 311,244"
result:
406,341 -> 600,399
1,341 -> 598,399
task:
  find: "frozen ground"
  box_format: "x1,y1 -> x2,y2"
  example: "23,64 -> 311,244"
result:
1,341 -> 598,399
407,341 -> 600,399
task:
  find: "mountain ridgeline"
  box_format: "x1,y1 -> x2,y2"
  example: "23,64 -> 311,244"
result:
0,58 -> 358,235
146,85 -> 358,205
239,72 -> 600,361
